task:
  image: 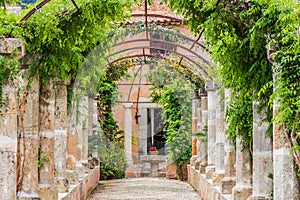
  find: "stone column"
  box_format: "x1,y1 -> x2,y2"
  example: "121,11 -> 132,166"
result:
17,73 -> 40,199
76,97 -> 85,179
38,78 -> 58,199
54,82 -> 69,193
191,98 -> 200,166
205,82 -> 218,178
199,94 -> 208,173
273,77 -> 299,199
212,90 -> 225,185
195,97 -> 202,170
138,107 -> 148,156
123,103 -> 133,164
78,96 -> 89,173
221,89 -> 236,194
66,101 -> 79,185
88,98 -> 100,159
0,82 -> 18,200
82,97 -> 89,161
232,137 -> 252,200
248,102 -> 273,199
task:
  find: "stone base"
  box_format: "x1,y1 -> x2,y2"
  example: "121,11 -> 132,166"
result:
188,165 -> 230,200
247,196 -> 270,200
17,197 -> 41,200
221,177 -> 236,194
125,165 -> 137,178
55,176 -> 69,193
38,184 -> 58,200
199,162 -> 207,174
190,156 -> 197,166
166,162 -> 178,179
17,193 -> 41,200
76,163 -> 85,179
212,171 -> 225,185
232,185 -> 252,200
60,166 -> 100,200
205,165 -> 216,179
66,170 -> 79,185
195,159 -> 201,170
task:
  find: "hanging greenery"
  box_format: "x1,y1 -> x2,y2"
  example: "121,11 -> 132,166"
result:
166,0 -> 299,172
146,58 -> 204,178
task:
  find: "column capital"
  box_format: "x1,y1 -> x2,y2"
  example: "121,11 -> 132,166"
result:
199,87 -> 207,97
205,81 -> 220,92
0,38 -> 25,59
123,102 -> 133,109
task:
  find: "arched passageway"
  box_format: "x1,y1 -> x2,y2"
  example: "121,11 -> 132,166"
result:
1,0 -> 299,200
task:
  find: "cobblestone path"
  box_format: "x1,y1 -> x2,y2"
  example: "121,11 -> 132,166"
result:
88,178 -> 202,200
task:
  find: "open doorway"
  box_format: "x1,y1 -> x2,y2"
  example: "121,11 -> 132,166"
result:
147,108 -> 166,155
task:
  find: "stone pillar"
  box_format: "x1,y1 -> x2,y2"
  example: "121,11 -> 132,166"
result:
273,76 -> 299,199
205,82 -> 218,178
232,137 -> 252,200
78,96 -> 89,173
191,98 -> 200,166
66,101 -> 79,185
123,103 -> 133,164
38,78 -> 58,199
212,90 -> 225,185
247,102 -> 273,200
17,74 -> 40,199
81,96 -> 89,162
195,97 -> 202,170
54,82 -> 69,193
88,98 -> 100,159
0,82 -> 18,200
199,94 -> 208,173
138,107 -> 148,156
76,97 -> 85,179
221,89 -> 236,194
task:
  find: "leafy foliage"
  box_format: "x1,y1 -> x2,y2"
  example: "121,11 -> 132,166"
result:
166,0 -> 299,173
99,130 -> 128,180
147,59 -> 204,175
97,60 -> 134,179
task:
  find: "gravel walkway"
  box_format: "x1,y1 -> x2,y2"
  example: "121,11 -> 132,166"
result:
88,178 -> 202,200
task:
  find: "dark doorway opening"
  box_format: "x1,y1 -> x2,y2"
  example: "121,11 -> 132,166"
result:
147,108 -> 166,155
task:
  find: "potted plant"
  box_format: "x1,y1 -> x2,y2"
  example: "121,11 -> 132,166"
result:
149,146 -> 158,155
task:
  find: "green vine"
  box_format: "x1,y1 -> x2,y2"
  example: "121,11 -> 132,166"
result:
147,59 -> 204,178
166,0 -> 299,174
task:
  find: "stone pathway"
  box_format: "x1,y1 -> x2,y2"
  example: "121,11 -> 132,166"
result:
88,178 -> 202,200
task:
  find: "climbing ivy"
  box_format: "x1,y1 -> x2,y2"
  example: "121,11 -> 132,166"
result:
147,59 -> 204,178
166,0 -> 299,172
97,59 -> 134,180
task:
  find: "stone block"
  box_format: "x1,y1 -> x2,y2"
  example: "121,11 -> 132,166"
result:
232,186 -> 252,200
17,196 -> 41,200
166,162 -> 178,179
247,196 -> 270,200
212,171 -> 225,186
195,159 -> 201,170
55,176 -> 69,193
0,141 -> 17,200
0,38 -> 25,58
205,165 -> 215,179
59,166 -> 100,200
190,155 -> 197,166
38,184 -> 58,200
221,177 -> 236,194
66,170 -> 79,185
199,162 -> 207,174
